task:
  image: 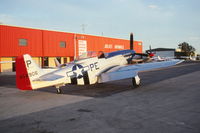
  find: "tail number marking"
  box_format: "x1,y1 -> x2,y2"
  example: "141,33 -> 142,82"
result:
26,60 -> 31,68
20,74 -> 28,79
19,71 -> 38,79
28,71 -> 38,78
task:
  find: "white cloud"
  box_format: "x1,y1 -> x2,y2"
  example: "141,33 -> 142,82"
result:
148,4 -> 158,9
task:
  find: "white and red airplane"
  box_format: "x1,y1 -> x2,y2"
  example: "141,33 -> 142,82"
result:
14,50 -> 183,94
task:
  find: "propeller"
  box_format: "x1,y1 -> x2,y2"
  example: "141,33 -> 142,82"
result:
127,33 -> 135,64
147,45 -> 155,58
130,32 -> 134,50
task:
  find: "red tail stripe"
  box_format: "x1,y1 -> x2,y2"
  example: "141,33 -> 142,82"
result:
16,55 -> 32,90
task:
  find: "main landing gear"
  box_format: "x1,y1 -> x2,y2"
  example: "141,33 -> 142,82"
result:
132,75 -> 141,88
56,88 -> 62,94
55,84 -> 65,94
55,86 -> 63,94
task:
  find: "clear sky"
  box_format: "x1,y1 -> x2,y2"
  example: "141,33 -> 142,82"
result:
0,0 -> 200,53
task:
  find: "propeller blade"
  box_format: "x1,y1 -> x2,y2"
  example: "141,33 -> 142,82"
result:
149,45 -> 152,53
130,33 -> 134,50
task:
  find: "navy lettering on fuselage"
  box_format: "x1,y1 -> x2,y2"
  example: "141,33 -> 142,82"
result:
89,62 -> 99,71
28,71 -> 38,78
26,60 -> 31,68
19,71 -> 38,79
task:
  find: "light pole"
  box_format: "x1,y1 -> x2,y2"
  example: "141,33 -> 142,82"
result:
81,24 -> 87,33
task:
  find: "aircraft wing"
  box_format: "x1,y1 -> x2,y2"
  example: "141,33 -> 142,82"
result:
98,59 -> 183,83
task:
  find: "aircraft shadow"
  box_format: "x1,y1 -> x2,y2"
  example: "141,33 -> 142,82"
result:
39,80 -> 133,98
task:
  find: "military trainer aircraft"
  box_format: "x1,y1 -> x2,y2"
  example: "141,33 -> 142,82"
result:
15,49 -> 183,94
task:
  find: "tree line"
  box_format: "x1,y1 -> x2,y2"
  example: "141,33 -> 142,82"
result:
178,42 -> 196,56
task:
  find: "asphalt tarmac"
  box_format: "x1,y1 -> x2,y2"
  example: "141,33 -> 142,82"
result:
0,61 -> 200,133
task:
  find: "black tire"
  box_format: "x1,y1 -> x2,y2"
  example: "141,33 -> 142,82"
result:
132,77 -> 140,88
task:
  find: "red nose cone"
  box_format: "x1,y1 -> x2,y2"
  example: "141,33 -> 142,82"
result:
149,53 -> 155,57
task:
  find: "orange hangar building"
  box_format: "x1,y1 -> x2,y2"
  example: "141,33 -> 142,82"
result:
0,25 -> 143,72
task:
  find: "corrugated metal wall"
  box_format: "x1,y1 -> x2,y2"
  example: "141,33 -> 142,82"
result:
0,25 -> 143,57
74,34 -> 143,57
134,41 -> 143,54
0,25 -> 43,57
43,30 -> 74,57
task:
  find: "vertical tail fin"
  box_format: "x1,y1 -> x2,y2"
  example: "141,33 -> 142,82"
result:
54,58 -> 61,67
16,54 -> 43,90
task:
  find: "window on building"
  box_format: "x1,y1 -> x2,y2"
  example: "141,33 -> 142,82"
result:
19,39 -> 28,46
42,57 -> 49,68
60,41 -> 66,48
12,57 -> 16,72
64,58 -> 67,63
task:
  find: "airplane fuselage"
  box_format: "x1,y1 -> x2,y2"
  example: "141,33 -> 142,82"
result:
52,55 -> 128,86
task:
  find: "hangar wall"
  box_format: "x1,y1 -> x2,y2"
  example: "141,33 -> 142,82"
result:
74,34 -> 142,57
0,25 -> 43,57
0,25 -> 143,72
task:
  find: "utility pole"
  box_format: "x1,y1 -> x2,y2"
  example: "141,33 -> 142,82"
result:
81,24 -> 87,33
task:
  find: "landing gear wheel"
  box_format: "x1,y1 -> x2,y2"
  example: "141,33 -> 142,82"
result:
132,75 -> 141,88
56,88 -> 62,94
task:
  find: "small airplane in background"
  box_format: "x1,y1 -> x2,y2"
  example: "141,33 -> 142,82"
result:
14,49 -> 182,94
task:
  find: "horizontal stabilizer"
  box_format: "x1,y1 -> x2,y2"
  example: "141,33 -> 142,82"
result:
34,74 -> 64,81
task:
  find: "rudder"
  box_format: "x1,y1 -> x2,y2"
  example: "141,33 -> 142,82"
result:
16,54 -> 43,90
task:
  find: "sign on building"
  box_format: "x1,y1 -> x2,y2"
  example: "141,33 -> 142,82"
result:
114,45 -> 124,49
78,40 -> 87,56
104,44 -> 113,49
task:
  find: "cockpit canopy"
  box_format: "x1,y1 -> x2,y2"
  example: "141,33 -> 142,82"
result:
106,50 -> 135,58
74,50 -> 135,61
75,51 -> 105,61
